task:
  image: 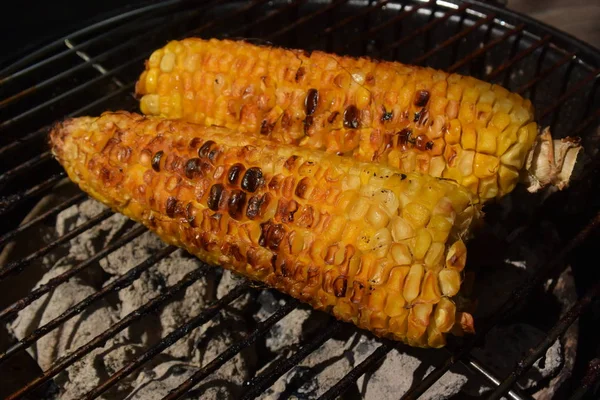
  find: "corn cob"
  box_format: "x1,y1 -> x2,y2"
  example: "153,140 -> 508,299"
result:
136,38 -> 539,201
50,111 -> 478,348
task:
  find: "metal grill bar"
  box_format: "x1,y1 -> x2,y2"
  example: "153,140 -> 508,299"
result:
399,210 -> 600,400
318,342 -> 392,400
0,225 -> 147,322
486,34 -> 552,82
0,151 -> 52,189
240,321 -> 343,400
448,23 -> 525,72
323,0 -> 390,36
1,15 -> 161,87
5,247 -> 204,400
463,355 -> 529,400
0,230 -> 166,365
1,53 -> 144,131
381,3 -> 469,55
0,30 -> 157,111
84,282 -> 252,400
515,51 -> 575,94
569,359 -> 600,400
0,0 -> 192,77
0,173 -> 65,216
265,0 -> 349,41
163,298 -> 300,400
570,107 -> 600,137
0,193 -> 85,248
227,0 -> 307,39
346,1 -> 425,49
0,208 -> 113,280
411,13 -> 495,65
185,0 -> 272,37
540,67 -> 600,118
488,282 -> 600,400
0,127 -> 46,158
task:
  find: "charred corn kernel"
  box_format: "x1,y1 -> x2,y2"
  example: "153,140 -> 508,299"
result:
136,38 -> 538,202
50,112 -> 477,348
439,269 -> 461,296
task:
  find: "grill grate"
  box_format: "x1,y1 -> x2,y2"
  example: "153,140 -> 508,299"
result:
1,1 -> 599,399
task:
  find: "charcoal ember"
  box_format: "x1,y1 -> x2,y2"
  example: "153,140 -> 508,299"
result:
6,198 -> 254,399
8,264 -> 118,372
259,331 -> 467,399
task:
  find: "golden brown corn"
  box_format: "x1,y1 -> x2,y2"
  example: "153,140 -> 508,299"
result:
50,111 -> 478,348
136,38 -> 538,201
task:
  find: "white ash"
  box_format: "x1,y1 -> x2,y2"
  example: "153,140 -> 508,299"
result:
4,194 -> 571,399
6,198 -> 254,400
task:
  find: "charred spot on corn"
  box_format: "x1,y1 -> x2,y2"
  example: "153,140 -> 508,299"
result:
260,119 -> 274,135
207,183 -> 224,211
327,111 -> 339,124
241,167 -> 264,192
185,157 -> 205,179
295,66 -> 306,82
185,202 -> 196,226
397,128 -> 413,147
284,155 -> 299,170
303,116 -> 314,135
198,140 -> 215,159
276,198 -> 298,223
151,150 -> 164,172
166,196 -> 178,218
333,276 -> 347,297
227,163 -> 245,185
189,137 -> 203,150
246,193 -> 270,220
305,88 -> 319,116
259,220 -> 286,251
415,135 -> 432,151
343,105 -> 360,129
414,90 -> 430,107
228,189 -> 247,220
295,177 -> 311,199
381,107 -> 393,123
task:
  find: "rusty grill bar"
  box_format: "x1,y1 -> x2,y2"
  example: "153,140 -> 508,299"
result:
1,0 -> 599,399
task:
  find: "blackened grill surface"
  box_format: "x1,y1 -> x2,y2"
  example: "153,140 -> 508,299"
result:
1,1 -> 599,399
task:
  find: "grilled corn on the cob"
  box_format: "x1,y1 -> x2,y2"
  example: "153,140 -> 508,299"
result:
50,111 -> 478,348
136,38 -> 539,201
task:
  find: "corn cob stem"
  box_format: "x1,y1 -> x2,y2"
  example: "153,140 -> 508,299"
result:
50,112 -> 479,348
136,38 -> 551,201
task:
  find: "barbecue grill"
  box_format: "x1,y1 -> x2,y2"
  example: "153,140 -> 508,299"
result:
1,0 -> 599,399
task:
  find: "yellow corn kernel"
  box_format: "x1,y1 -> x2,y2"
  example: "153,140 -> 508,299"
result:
404,264 -> 424,303
439,269 -> 461,296
473,153 -> 500,179
476,126 -> 499,155
403,202 -> 431,228
461,124 -> 477,151
446,240 -> 467,271
498,165 -> 520,194
413,228 -> 432,261
424,242 -> 445,270
391,243 -> 413,266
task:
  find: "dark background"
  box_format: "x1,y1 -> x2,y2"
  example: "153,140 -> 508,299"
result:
0,0 -> 156,66
1,0 -> 597,66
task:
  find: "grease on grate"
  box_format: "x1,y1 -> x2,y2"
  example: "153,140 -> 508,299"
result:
5,197 -> 569,399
